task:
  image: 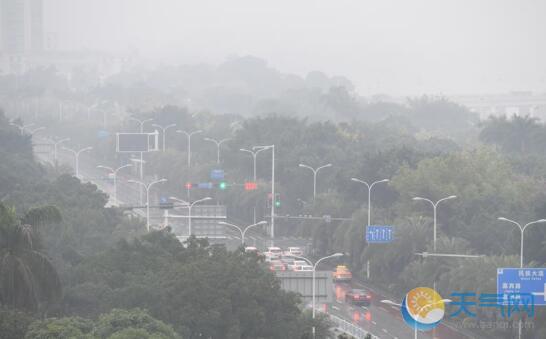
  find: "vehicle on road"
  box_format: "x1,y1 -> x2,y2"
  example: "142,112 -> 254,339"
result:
288,260 -> 309,271
244,246 -> 259,254
284,246 -> 304,256
293,264 -> 313,272
332,265 -> 352,282
345,289 -> 372,306
269,260 -> 286,271
266,246 -> 283,259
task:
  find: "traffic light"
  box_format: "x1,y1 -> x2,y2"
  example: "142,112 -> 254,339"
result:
185,182 -> 192,190
244,181 -> 257,191
275,194 -> 281,207
219,181 -> 227,190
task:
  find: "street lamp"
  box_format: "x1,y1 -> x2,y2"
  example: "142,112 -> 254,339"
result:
170,196 -> 212,236
240,147 -> 268,182
97,164 -> 132,205
176,129 -> 202,168
129,117 -> 153,133
351,178 -> 389,228
219,221 -> 267,245
413,195 -> 457,252
497,217 -> 546,268
351,178 -> 389,279
62,146 -> 92,178
292,253 -> 344,338
381,299 -> 452,339
253,145 -> 275,242
48,137 -> 70,163
152,123 -> 177,152
204,137 -> 230,164
128,178 -> 167,232
299,163 -> 332,200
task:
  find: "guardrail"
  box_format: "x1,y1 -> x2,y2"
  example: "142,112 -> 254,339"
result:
324,312 -> 378,339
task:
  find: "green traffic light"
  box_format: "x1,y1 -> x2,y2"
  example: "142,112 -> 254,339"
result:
275,200 -> 281,207
219,182 -> 227,190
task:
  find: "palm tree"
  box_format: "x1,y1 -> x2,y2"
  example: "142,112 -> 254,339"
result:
0,203 -> 62,311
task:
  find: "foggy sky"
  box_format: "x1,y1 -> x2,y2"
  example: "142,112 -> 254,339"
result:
45,0 -> 546,96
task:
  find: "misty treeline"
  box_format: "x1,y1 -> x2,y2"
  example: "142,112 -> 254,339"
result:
0,112 -> 329,339
2,60 -> 546,338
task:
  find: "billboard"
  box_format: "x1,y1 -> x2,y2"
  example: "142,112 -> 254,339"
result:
116,131 -> 159,153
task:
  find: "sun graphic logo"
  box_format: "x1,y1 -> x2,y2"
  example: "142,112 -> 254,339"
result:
400,287 -> 446,331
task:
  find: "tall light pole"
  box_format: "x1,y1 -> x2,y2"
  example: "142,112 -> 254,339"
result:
204,137 -> 230,164
152,123 -> 177,152
240,147 -> 267,182
351,178 -> 389,228
292,253 -> 344,338
219,221 -> 267,245
299,163 -> 332,200
352,178 -> 389,279
170,196 -> 212,236
49,137 -> 70,163
176,129 -> 202,168
128,178 -> 167,232
413,195 -> 457,252
97,164 -> 132,205
63,146 -> 93,179
497,217 -> 546,339
381,299 -> 452,339
253,145 -> 275,243
128,117 -> 153,203
497,217 -> 546,268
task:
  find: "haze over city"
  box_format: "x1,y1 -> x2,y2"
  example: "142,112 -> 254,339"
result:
1,1 -> 546,339
44,0 -> 546,95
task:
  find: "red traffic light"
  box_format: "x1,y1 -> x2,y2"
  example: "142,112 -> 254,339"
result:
185,182 -> 193,190
244,182 -> 257,191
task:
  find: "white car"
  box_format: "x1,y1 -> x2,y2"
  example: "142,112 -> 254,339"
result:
284,247 -> 303,257
288,260 -> 309,271
267,246 -> 283,259
294,265 -> 313,272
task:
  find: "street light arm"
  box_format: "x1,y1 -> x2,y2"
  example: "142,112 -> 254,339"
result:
498,217 -> 523,231
299,164 -> 315,173
523,219 -> 546,231
317,163 -> 333,172
114,164 -> 133,174
437,195 -> 457,206
413,196 -> 435,206
191,197 -> 212,207
351,177 -> 370,189
314,253 -> 344,270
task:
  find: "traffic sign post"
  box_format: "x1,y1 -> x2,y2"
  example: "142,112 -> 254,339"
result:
497,268 -> 546,306
365,225 -> 394,243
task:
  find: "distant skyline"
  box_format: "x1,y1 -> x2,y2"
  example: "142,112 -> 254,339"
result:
44,0 -> 546,96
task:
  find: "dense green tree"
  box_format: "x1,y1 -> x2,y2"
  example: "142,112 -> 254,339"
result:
0,203 -> 62,311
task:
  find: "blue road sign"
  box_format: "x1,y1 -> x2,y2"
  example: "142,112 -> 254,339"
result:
366,225 -> 394,243
497,268 -> 546,306
198,182 -> 213,189
210,169 -> 224,180
160,197 -> 168,204
97,130 -> 110,139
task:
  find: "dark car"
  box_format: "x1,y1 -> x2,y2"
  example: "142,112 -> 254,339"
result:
345,289 -> 372,306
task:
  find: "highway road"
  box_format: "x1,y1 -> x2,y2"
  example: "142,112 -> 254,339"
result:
35,142 -> 473,339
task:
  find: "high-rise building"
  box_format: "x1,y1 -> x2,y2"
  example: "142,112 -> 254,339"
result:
0,0 -> 43,54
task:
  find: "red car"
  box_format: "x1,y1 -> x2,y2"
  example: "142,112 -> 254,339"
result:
345,289 -> 372,306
